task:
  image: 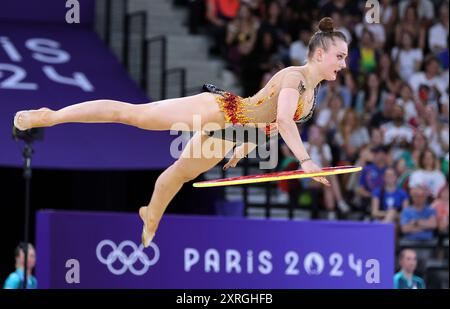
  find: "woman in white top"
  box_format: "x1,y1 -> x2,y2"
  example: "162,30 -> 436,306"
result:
391,31 -> 423,82
428,3 -> 449,54
335,108 -> 370,163
409,149 -> 447,198
304,125 -> 350,215
422,105 -> 449,158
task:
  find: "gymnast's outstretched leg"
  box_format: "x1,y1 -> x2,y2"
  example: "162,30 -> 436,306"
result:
13,93 -> 225,131
139,132 -> 235,247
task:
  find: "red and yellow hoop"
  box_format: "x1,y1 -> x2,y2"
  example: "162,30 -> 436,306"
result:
193,165 -> 362,188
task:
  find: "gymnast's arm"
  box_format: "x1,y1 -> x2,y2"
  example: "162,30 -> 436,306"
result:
276,73 -> 311,163
276,73 -> 330,186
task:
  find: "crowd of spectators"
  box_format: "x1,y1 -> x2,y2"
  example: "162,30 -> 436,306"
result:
188,0 -> 448,233
182,0 -> 449,287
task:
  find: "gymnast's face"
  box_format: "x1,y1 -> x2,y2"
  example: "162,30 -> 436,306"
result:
318,39 -> 348,81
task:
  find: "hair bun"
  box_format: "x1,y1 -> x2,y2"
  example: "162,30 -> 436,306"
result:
318,17 -> 334,32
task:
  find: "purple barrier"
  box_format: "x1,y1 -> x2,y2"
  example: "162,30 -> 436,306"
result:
36,210 -> 395,289
0,22 -> 176,169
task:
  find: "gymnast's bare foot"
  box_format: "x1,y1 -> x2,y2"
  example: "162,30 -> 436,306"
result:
139,206 -> 156,248
14,107 -> 53,131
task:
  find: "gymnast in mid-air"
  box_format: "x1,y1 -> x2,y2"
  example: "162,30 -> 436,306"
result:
14,17 -> 347,247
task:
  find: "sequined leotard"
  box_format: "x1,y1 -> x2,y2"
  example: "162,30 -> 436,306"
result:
203,67 -> 318,145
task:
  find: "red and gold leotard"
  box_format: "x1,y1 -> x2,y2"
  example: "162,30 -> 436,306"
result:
202,67 -> 318,145
203,77 -> 317,135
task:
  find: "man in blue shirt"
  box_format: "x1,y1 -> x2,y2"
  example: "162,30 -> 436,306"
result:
394,248 -> 426,289
400,186 -> 438,241
358,146 -> 389,211
3,243 -> 38,289
371,167 -> 409,222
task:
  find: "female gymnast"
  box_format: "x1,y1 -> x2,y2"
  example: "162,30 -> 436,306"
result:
13,17 -> 348,247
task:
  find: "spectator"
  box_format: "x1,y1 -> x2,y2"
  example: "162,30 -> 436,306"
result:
356,127 -> 384,167
396,83 -> 419,126
398,0 -> 435,24
442,152 -> 449,178
422,105 -> 449,158
395,4 -> 426,50
242,0 -> 260,11
400,185 -> 437,241
3,243 -> 37,289
315,93 -> 346,133
399,130 -> 427,170
289,27 -> 311,66
391,31 -> 423,83
376,52 -> 400,88
357,146 -> 389,210
349,29 -> 379,81
381,105 -> 414,160
374,52 -> 390,82
343,70 -> 358,102
347,127 -> 384,193
371,167 -> 409,223
355,73 -> 384,123
283,1 -> 319,40
330,11 -> 352,45
259,0 -> 290,53
225,2 -> 259,74
260,55 -> 285,88
184,2 -> 449,238
316,79 -> 352,108
387,77 -> 404,98
379,0 -> 398,37
304,125 -> 350,216
187,0 -> 207,34
431,183 -> 449,233
394,248 -> 426,289
409,55 -> 447,107
247,29 -> 278,96
441,93 -> 449,122
206,0 -> 240,55
320,0 -> 359,24
395,157 -> 413,191
335,108 -> 370,164
428,2 -> 449,55
409,149 -> 447,198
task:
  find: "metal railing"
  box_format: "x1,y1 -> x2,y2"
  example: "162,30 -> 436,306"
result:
146,35 -> 166,99
165,67 -> 187,98
98,0 -> 186,100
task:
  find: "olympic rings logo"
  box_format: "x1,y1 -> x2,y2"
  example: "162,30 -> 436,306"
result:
96,240 -> 160,276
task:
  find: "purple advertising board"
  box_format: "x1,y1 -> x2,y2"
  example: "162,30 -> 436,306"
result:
0,21 -> 176,169
36,210 -> 395,289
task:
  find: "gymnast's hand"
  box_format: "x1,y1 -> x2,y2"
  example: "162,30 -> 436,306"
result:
223,143 -> 257,170
223,148 -> 244,170
300,160 -> 330,187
